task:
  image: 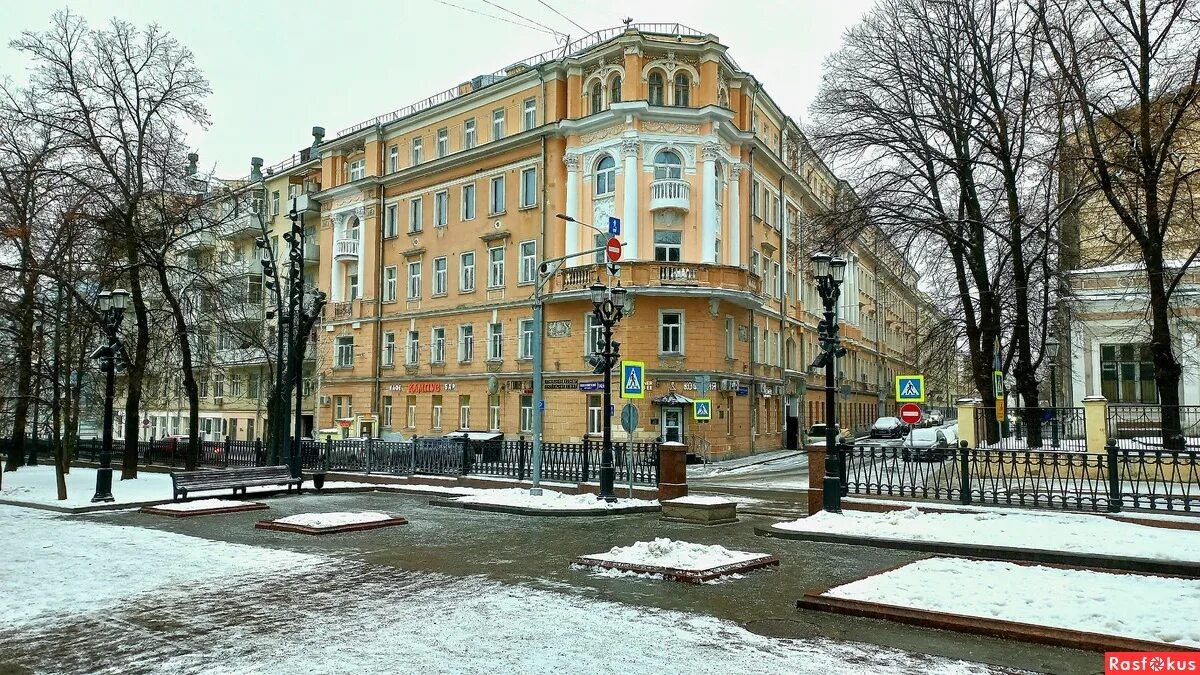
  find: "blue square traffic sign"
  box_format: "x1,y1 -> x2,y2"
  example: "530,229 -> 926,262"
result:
608,216 -> 621,235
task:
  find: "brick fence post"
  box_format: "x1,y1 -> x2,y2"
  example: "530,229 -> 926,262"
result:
657,441 -> 688,500
1083,396 -> 1109,454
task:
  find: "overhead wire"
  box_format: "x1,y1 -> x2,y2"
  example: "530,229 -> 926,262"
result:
478,0 -> 567,39
535,0 -> 591,34
431,0 -> 559,36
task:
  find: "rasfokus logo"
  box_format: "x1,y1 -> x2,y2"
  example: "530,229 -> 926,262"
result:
1106,653 -> 1199,674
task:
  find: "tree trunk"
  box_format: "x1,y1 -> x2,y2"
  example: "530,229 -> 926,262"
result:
1145,244 -> 1185,450
5,283 -> 35,472
52,281 -> 66,500
121,235 -> 150,480
155,259 -> 202,470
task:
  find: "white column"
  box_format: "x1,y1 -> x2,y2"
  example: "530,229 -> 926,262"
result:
729,163 -> 742,267
564,153 -> 580,258
331,214 -> 344,302
702,142 -> 719,264
356,206 -> 366,299
621,138 -> 640,261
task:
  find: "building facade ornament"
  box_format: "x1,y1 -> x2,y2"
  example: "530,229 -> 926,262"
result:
563,153 -> 581,171
621,138 -> 641,157
702,142 -> 722,160
730,163 -> 744,180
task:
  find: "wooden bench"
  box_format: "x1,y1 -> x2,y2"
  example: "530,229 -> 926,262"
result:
170,466 -> 302,502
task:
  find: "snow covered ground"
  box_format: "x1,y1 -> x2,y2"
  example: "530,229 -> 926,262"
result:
271,511 -> 394,528
149,498 -> 258,512
583,538 -> 767,571
0,505 -> 1004,674
454,487 -> 659,511
825,557 -> 1200,647
776,507 -> 1200,562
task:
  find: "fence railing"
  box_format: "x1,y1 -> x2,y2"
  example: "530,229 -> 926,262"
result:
973,406 -> 1087,451
1107,405 -> 1200,451
839,439 -> 1200,513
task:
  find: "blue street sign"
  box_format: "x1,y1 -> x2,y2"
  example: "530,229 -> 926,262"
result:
609,404 -> 615,417
538,400 -> 545,412
608,216 -> 621,235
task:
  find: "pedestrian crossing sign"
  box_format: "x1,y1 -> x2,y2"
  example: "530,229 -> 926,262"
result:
694,399 -> 712,421
896,375 -> 926,403
620,360 -> 645,399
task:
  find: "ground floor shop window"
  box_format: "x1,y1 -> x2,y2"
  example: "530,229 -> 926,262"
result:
1101,343 -> 1158,403
432,395 -> 443,430
489,394 -> 501,431
587,395 -> 602,435
459,395 -> 471,430
520,395 -> 533,433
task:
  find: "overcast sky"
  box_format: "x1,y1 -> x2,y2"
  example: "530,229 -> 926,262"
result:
0,0 -> 875,177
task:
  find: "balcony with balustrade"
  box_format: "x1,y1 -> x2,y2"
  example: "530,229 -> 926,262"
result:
649,179 -> 690,213
551,261 -> 763,306
333,238 -> 359,261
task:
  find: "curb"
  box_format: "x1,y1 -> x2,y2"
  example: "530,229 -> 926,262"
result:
754,526 -> 1200,577
796,593 -> 1199,654
572,554 -> 779,583
139,502 -> 268,518
428,497 -> 661,517
255,516 -> 409,535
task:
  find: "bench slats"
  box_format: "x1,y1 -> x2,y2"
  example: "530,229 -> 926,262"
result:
170,466 -> 301,501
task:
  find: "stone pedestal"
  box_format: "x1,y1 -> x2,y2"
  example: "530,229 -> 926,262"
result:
661,497 -> 737,525
658,441 -> 688,501
1082,396 -> 1108,454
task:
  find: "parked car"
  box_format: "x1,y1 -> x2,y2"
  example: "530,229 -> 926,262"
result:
804,423 -> 841,447
926,409 -> 946,426
869,416 -> 909,439
901,427 -> 955,461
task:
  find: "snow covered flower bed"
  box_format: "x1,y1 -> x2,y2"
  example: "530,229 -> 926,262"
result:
775,507 -> 1200,563
824,557 -> 1200,647
453,488 -> 659,512
663,495 -> 736,505
272,511 -> 394,529
574,538 -> 778,583
151,499 -> 256,512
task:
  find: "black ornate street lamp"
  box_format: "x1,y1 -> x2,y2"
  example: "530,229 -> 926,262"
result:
811,252 -> 847,513
1046,336 -> 1060,448
91,288 -> 129,503
587,279 -> 630,503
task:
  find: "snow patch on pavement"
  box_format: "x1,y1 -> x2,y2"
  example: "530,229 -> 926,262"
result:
272,511 -> 393,528
150,498 -> 256,512
586,537 -> 766,571
825,557 -> 1200,647
455,487 -> 658,511
776,507 -> 1200,562
664,495 -> 736,505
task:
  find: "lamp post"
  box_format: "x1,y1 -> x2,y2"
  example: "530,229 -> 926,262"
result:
1046,336 -> 1060,448
587,278 -> 629,503
91,288 -> 129,503
811,253 -> 847,513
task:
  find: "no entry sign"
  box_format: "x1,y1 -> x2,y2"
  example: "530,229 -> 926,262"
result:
606,237 -> 622,262
899,403 -> 922,425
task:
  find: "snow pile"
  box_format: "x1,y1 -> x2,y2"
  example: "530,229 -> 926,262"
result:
272,511 -> 394,528
826,557 -> 1200,647
572,564 -> 664,581
664,495 -> 736,505
776,507 -> 1200,563
587,538 -> 766,571
151,498 -> 256,512
455,488 -> 658,511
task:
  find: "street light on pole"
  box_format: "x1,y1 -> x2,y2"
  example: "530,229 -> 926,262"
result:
91,287 -> 129,503
587,278 -> 629,503
1046,336 -> 1060,448
811,252 -> 847,513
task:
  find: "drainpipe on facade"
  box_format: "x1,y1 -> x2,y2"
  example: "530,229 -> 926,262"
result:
530,69 -> 549,495
372,124 -> 386,430
747,142 -> 756,455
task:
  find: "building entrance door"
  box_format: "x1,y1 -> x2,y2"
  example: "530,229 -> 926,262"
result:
662,407 -> 683,443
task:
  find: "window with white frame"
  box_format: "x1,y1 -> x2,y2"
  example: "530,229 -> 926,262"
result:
348,159 -> 365,182
488,246 -> 505,288
648,71 -> 665,106
334,395 -> 353,420
489,175 -> 505,214
463,118 -> 476,149
725,316 -> 735,359
773,261 -> 782,298
383,266 -> 397,302
213,373 -> 224,399
590,81 -> 604,114
673,72 -> 691,107
407,260 -> 422,299
405,395 -> 416,429
654,230 -> 681,262
433,257 -> 447,295
436,128 -> 448,158
409,197 -> 423,233
595,155 -> 616,195
520,395 -> 533,433
660,311 -> 683,354
432,395 -> 443,430
434,190 -> 449,227
492,108 -> 505,140
385,204 -> 398,238
388,145 -> 399,172
406,330 -> 420,365
460,251 -> 476,292
382,331 -> 395,366
751,250 -> 761,276
459,395 -> 471,430
382,395 -> 393,427
411,137 -> 422,165
520,167 -> 537,208
270,191 -> 280,216
751,179 -> 761,217
335,336 -> 354,368
518,318 -> 533,359
523,97 -> 536,130
431,327 -> 446,363
584,313 -> 604,355
459,324 -> 474,362
587,395 -> 603,435
488,322 -> 502,360
489,394 -> 501,431
593,232 -> 607,264
519,241 -> 536,284
462,183 -> 476,220
653,150 -> 682,180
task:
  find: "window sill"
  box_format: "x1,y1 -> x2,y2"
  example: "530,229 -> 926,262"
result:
381,364 -> 395,370
517,280 -> 534,287
408,229 -> 423,235
333,365 -> 354,371
406,297 -> 421,302
459,359 -> 473,365
518,204 -> 537,211
659,352 -> 684,358
487,286 -> 504,291
430,360 -> 446,366
431,292 -> 448,299
488,211 -> 507,218
459,288 -> 476,294
382,299 -> 397,305
517,357 -> 532,362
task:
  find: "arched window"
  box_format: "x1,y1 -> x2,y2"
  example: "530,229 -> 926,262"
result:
609,76 -> 622,104
590,82 -> 604,115
648,72 -> 664,106
595,155 -> 616,195
718,87 -> 729,107
346,215 -> 360,240
714,161 -> 725,205
653,149 -> 682,180
674,73 -> 690,107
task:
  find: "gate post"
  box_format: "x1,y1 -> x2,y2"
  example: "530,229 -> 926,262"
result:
1083,396 -> 1109,454
518,436 -> 527,481
1106,438 -> 1122,513
581,436 -> 590,483
957,398 -> 979,447
958,440 -> 972,505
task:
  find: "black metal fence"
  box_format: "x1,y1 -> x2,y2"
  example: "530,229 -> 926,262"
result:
839,439 -> 1200,513
1108,405 -> 1200,451
0,434 -> 661,487
972,406 -> 1087,450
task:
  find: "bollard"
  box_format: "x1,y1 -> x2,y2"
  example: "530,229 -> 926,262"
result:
1106,438 -> 1122,513
958,440 -> 972,505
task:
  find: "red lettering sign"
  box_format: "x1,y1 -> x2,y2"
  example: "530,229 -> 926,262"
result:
406,382 -> 442,394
